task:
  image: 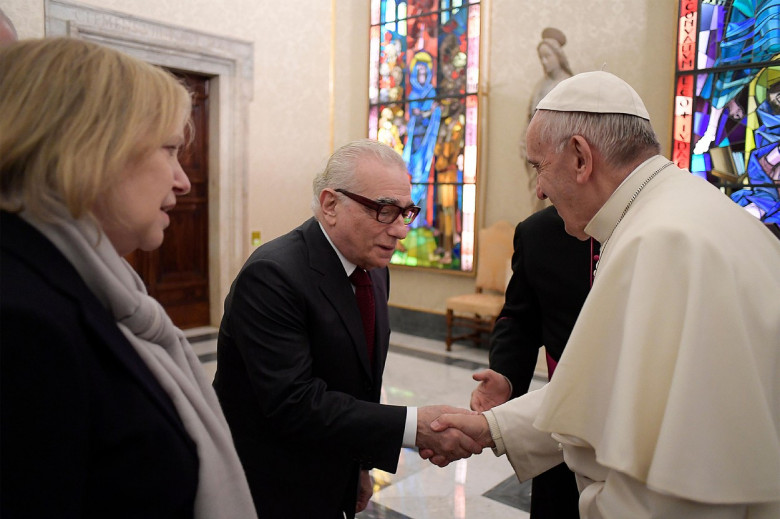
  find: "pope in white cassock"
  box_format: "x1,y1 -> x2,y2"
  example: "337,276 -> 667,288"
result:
428,71 -> 780,518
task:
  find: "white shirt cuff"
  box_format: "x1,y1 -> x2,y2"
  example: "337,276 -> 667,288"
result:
483,409 -> 506,456
402,406 -> 417,448
503,375 -> 514,397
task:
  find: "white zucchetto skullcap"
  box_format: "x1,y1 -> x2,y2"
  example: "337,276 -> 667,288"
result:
536,71 -> 650,120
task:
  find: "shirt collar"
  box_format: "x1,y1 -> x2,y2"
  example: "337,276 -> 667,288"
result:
584,155 -> 667,243
317,221 -> 358,277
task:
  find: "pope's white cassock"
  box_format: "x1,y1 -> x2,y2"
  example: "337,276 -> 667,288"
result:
484,155 -> 780,518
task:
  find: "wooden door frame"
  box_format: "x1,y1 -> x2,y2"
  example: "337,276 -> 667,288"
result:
46,0 -> 255,327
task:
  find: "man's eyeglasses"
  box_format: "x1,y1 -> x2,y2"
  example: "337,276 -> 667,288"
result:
335,189 -> 420,225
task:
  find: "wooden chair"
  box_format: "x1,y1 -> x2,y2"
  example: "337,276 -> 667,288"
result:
445,220 -> 514,351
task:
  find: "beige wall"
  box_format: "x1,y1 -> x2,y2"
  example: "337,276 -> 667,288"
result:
4,0 -> 678,318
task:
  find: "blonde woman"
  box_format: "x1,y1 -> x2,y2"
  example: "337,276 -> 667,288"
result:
0,38 -> 256,518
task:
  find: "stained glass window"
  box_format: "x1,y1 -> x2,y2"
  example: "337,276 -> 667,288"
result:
673,0 -> 780,225
369,0 -> 481,271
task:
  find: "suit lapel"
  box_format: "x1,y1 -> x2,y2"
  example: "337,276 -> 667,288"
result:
301,219 -> 374,380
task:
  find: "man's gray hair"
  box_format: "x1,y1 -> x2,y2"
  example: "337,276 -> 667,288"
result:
311,139 -> 407,215
533,110 -> 661,168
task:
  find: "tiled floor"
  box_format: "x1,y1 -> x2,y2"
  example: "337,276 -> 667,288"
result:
187,328 -> 547,518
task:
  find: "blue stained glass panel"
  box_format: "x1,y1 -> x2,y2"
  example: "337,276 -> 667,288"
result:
369,1 -> 481,270
675,0 -> 780,225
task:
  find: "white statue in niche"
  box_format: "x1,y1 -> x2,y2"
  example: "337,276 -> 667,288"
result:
523,27 -> 575,212
528,27 -> 573,121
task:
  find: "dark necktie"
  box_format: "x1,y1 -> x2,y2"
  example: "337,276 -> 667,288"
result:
349,268 -> 375,367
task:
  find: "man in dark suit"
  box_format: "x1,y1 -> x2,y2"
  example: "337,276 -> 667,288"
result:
214,139 -> 481,519
469,205 -> 597,518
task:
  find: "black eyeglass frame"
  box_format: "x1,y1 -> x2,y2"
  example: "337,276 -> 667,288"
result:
335,188 -> 420,225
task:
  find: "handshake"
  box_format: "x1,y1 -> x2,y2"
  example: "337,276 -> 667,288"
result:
415,369 -> 512,467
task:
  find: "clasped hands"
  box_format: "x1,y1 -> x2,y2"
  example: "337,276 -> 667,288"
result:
415,369 -> 512,467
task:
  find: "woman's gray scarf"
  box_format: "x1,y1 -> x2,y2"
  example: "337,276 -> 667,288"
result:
23,210 -> 257,519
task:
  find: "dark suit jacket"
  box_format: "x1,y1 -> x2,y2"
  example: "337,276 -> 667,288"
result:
489,205 -> 594,396
488,206 -> 595,519
0,212 -> 199,518
213,217 -> 407,519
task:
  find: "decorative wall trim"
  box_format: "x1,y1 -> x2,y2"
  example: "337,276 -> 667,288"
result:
45,0 -> 254,326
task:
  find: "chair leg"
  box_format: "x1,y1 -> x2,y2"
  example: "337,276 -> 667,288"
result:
472,314 -> 483,348
445,309 -> 454,351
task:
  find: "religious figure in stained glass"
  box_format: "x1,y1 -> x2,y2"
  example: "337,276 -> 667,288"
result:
369,0 -> 481,271
692,0 -> 779,154
405,50 -> 441,229
434,98 -> 465,261
730,75 -> 780,221
674,0 -> 780,225
377,106 -> 405,154
379,31 -> 405,104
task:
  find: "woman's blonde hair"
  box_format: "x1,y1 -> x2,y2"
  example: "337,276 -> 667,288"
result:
0,37 -> 192,220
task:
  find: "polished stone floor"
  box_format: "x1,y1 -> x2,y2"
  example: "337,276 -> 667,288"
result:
188,328 -> 546,519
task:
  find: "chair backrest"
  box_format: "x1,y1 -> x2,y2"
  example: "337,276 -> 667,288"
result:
474,220 -> 515,293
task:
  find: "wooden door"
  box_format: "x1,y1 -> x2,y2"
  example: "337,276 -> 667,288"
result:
126,71 -> 210,328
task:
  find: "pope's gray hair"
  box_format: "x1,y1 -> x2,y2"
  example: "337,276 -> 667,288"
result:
311,139 -> 407,215
533,110 -> 660,168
